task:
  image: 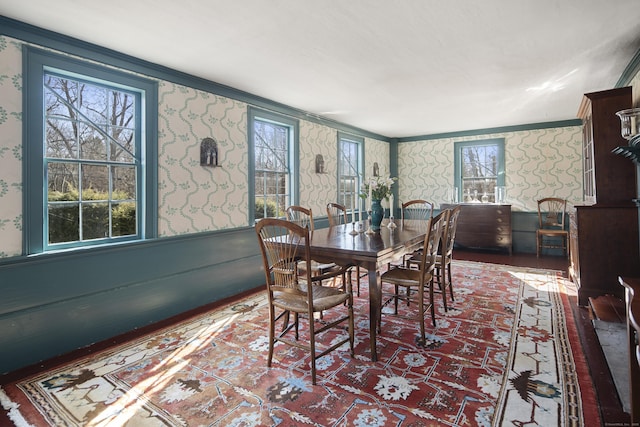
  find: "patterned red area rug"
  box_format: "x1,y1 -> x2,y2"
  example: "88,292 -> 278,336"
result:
1,261 -> 597,426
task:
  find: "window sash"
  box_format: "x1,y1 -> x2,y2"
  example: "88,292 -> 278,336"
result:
249,108 -> 298,222
454,139 -> 505,203
338,134 -> 363,213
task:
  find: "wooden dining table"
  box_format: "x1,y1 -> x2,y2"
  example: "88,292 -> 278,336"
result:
307,220 -> 428,361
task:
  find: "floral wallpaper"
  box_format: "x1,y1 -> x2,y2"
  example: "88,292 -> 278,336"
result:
1,31 -> 639,258
364,137 -> 390,179
157,82 -> 248,236
298,121 -> 340,217
0,36 -> 23,258
398,126 -> 584,212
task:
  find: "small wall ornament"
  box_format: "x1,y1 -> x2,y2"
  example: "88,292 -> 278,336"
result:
200,137 -> 220,167
315,154 -> 325,174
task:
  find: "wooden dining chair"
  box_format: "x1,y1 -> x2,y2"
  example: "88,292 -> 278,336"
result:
286,205 -> 350,288
379,211 -> 445,345
255,218 -> 354,384
326,202 -> 363,296
435,205 -> 461,310
401,199 -> 434,225
392,199 -> 435,269
536,197 -> 569,258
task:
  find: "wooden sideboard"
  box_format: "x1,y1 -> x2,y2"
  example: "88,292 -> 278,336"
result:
441,203 -> 512,254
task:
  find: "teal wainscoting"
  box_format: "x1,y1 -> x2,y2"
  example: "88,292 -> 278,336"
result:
512,210 -> 569,256
434,209 -> 569,256
0,227 -> 264,375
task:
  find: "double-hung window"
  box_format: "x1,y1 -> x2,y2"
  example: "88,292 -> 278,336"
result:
338,133 -> 363,214
249,107 -> 299,222
454,138 -> 505,203
24,48 -> 157,254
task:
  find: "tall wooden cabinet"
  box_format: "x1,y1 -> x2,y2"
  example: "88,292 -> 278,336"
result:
570,87 -> 640,305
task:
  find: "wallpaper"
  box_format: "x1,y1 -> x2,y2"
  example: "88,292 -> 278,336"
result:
0,36 -> 23,258
1,30 -> 638,258
398,126 -> 584,212
364,137 -> 390,181
298,121 -> 339,217
157,82 -> 248,236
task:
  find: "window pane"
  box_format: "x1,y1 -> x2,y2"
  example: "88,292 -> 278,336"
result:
79,122 -> 107,160
110,127 -> 135,162
82,202 -> 109,240
48,203 -> 79,244
112,202 -> 136,237
46,118 -> 78,159
112,166 -> 136,200
82,164 -> 109,196
48,162 -> 78,196
78,83 -> 108,124
45,76 -> 78,119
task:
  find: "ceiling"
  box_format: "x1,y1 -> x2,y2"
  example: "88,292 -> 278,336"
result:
3,1 -> 640,138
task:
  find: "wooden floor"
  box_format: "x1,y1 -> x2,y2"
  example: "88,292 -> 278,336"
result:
0,249 -> 628,426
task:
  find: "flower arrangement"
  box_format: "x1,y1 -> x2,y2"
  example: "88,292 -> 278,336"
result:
360,176 -> 397,201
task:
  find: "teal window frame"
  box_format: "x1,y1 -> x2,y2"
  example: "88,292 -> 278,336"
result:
23,47 -> 158,254
454,138 -> 505,203
248,107 -> 299,223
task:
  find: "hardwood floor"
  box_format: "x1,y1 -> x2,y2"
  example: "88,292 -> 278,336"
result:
0,249 -> 628,426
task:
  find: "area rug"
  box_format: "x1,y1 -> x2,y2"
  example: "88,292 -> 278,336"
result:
1,261 -> 598,426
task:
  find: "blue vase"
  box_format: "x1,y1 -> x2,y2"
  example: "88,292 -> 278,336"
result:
370,199 -> 384,231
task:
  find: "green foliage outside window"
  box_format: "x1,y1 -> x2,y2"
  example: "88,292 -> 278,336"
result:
48,189 -> 136,243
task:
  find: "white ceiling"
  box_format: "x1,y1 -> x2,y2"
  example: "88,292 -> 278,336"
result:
3,1 -> 640,137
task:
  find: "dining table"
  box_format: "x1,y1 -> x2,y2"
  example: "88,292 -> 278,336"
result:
307,219 -> 429,361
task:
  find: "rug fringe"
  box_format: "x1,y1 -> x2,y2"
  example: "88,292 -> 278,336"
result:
0,386 -> 35,427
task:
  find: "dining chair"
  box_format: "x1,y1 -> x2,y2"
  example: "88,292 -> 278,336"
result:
255,218 -> 355,385
435,205 -> 461,311
401,199 -> 434,225
536,197 -> 569,258
392,199 -> 435,269
379,211 -> 445,345
326,202 -> 363,296
286,205 -> 350,288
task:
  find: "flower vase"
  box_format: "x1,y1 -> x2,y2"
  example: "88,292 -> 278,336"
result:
370,199 -> 384,231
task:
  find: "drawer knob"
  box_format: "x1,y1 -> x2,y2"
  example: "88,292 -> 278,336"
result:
497,210 -> 503,214
497,218 -> 503,223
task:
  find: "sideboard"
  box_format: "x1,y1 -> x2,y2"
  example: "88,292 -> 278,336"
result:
441,203 -> 512,254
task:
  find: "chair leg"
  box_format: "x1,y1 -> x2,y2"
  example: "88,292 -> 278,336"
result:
447,262 -> 454,302
308,315 -> 317,385
536,232 -> 540,258
418,287 -> 426,345
429,278 -> 436,327
267,306 -> 276,368
437,265 -> 448,312
356,266 -> 361,297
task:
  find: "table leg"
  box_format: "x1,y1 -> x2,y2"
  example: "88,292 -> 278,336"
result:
368,266 -> 381,362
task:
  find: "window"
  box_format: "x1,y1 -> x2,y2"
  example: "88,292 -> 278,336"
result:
24,48 -> 157,254
454,138 -> 505,203
249,107 -> 298,222
338,133 -> 363,213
